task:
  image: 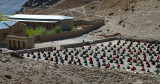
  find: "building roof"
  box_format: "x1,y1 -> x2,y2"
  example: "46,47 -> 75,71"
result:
0,21 -> 16,29
8,19 -> 58,23
8,14 -> 73,20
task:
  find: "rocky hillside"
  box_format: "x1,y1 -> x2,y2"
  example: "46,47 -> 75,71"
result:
0,0 -> 28,14
17,0 -> 60,14
3,0 -> 160,40
18,0 -> 97,14
21,0 -> 160,40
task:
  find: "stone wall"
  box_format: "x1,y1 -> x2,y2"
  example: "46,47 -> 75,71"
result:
60,37 -> 118,48
35,20 -> 105,42
0,22 -> 27,44
59,33 -> 121,48
6,35 -> 34,50
60,19 -> 73,31
74,20 -> 98,26
16,46 -> 53,53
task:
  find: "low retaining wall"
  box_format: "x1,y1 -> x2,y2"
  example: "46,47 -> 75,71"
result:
16,46 -> 53,53
94,37 -> 117,43
15,37 -> 159,53
60,33 -> 121,48
74,20 -> 103,26
98,33 -> 121,38
34,20 -> 105,42
60,37 -> 117,48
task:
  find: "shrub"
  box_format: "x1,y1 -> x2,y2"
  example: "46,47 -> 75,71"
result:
46,28 -> 55,35
0,11 -> 3,21
26,27 -> 37,36
71,27 -> 77,31
26,26 -> 63,36
0,11 -> 7,21
54,26 -> 62,33
35,26 -> 47,35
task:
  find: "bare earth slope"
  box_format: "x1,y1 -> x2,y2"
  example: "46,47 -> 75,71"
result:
24,0 -> 160,40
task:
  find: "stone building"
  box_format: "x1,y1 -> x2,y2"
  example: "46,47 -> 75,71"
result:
6,35 -> 34,50
8,14 -> 74,31
0,21 -> 26,44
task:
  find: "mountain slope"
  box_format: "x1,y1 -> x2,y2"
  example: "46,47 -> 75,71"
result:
17,0 -> 60,14
25,0 -> 160,40
23,0 -> 97,14
0,0 -> 28,14
2,0 -> 160,40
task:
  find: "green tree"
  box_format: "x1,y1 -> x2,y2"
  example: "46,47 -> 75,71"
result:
26,27 -> 37,36
26,26 -> 57,36
35,26 -> 47,35
54,26 -> 62,33
71,27 -> 77,31
46,28 -> 55,35
0,11 -> 3,21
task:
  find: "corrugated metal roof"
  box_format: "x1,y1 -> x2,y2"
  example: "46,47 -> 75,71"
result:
0,21 -> 16,29
8,14 -> 73,20
8,19 -> 58,23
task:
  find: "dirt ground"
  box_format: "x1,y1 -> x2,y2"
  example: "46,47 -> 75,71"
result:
0,51 -> 160,84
